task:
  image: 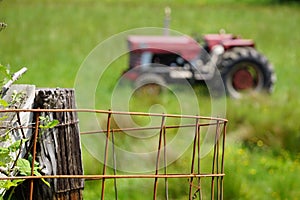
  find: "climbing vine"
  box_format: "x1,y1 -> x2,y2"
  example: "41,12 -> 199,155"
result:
0,65 -> 58,199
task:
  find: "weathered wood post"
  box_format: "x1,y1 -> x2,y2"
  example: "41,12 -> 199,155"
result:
32,88 -> 84,200
1,85 -> 84,199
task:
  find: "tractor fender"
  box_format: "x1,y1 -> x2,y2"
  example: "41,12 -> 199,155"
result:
222,39 -> 255,50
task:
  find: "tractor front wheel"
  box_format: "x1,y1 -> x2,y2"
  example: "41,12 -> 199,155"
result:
134,73 -> 166,96
220,47 -> 276,98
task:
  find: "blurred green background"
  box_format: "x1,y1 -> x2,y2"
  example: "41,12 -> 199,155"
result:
1,0 -> 300,199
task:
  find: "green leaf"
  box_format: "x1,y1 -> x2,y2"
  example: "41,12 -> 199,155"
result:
0,64 -> 11,78
34,171 -> 50,188
0,147 -> 10,166
41,178 -> 50,187
8,139 -> 28,152
11,179 -> 24,186
16,158 -> 31,176
39,116 -> 47,121
0,64 -> 11,85
0,99 -> 8,107
0,180 -> 6,188
8,140 -> 21,152
0,147 -> 9,155
0,133 -> 9,142
9,91 -> 26,106
46,119 -> 59,128
39,119 -> 59,129
2,180 -> 18,190
34,171 -> 51,188
8,140 -> 23,152
34,169 -> 50,187
27,153 -> 33,164
27,158 -> 50,188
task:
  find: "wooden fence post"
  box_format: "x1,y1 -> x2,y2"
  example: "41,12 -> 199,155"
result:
1,86 -> 83,199
32,88 -> 84,200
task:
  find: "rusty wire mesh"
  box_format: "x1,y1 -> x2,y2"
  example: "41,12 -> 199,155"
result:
0,109 -> 227,200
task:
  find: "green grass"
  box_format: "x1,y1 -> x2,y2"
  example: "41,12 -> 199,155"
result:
1,0 -> 300,199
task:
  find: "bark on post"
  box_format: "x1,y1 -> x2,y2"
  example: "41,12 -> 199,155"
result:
32,88 -> 84,200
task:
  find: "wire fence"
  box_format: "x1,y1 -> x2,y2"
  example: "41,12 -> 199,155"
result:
0,109 -> 227,200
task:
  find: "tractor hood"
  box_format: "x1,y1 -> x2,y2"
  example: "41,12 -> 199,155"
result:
127,35 -> 200,61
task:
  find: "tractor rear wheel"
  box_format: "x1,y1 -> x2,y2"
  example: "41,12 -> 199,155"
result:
220,47 -> 276,98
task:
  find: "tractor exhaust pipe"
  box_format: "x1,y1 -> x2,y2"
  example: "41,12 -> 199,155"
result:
164,7 -> 171,36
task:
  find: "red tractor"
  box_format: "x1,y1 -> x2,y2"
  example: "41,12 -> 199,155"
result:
123,33 -> 276,98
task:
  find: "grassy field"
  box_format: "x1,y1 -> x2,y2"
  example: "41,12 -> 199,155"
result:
1,0 -> 300,199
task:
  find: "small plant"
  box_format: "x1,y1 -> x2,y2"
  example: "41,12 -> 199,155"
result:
9,91 -> 26,109
0,64 -> 11,87
39,115 -> 59,130
0,138 -> 50,199
0,22 -> 6,32
0,64 -> 55,199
